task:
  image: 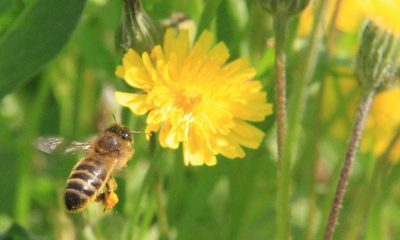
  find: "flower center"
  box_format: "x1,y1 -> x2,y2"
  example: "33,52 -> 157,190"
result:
175,87 -> 202,114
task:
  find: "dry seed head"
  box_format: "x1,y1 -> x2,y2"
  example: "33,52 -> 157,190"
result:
115,0 -> 162,55
259,0 -> 309,17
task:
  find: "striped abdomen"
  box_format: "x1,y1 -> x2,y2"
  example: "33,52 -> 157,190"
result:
64,157 -> 109,212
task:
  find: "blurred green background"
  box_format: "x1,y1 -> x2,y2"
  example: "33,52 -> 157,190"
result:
1,0 -> 400,239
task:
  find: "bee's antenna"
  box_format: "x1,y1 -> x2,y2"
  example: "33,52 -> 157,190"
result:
131,130 -> 141,134
112,114 -> 118,124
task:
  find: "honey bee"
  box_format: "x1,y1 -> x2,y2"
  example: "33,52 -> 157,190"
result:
36,123 -> 134,213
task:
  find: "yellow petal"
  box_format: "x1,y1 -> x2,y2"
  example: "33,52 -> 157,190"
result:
207,42 -> 229,66
183,127 -> 217,166
164,28 -> 190,62
123,49 -> 144,70
190,30 -> 214,58
217,138 -> 246,159
151,45 -> 165,61
124,68 -> 153,90
159,122 -> 179,149
231,120 -> 265,149
206,134 -> 246,159
116,49 -> 153,90
114,92 -> 152,115
115,66 -> 125,78
145,123 -> 160,134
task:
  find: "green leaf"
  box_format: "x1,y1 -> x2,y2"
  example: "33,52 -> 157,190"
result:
0,0 -> 86,99
196,0 -> 223,38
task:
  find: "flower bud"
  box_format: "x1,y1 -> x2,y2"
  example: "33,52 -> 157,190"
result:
356,21 -> 400,93
259,0 -> 309,17
115,0 -> 162,55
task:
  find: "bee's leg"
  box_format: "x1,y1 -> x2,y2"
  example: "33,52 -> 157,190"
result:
104,177 -> 119,212
95,192 -> 105,202
95,177 -> 119,212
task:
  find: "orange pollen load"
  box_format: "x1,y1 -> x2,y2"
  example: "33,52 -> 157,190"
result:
105,192 -> 119,208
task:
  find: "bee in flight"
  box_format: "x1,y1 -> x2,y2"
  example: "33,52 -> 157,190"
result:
36,123 -> 135,213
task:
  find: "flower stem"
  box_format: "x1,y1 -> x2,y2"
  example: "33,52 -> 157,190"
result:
273,14 -> 288,168
326,0 -> 343,51
154,170 -> 171,240
324,90 -> 376,240
83,224 -> 97,240
272,13 -> 290,240
275,0 -> 329,238
125,145 -> 161,240
137,194 -> 157,239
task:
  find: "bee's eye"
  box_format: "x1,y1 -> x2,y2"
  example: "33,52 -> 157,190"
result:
121,131 -> 131,141
105,124 -> 131,141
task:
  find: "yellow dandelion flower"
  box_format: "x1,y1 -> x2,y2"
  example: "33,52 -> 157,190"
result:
298,0 -> 363,37
115,29 -> 273,166
362,0 -> 400,36
298,0 -> 400,37
363,87 -> 400,162
323,76 -> 400,162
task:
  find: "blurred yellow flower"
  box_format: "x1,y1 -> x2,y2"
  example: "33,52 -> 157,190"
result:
363,87 -> 400,162
323,76 -> 400,163
115,29 -> 272,166
297,0 -> 363,37
298,0 -> 400,37
362,0 -> 400,36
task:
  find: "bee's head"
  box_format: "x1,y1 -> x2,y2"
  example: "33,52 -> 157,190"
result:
105,124 -> 132,142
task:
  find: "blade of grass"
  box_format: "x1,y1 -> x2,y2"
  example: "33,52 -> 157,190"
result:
176,167 -> 220,240
227,152 -> 263,240
125,147 -> 162,240
196,0 -> 223,38
14,77 -> 51,225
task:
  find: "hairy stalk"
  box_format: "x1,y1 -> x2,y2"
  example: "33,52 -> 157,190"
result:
345,126 -> 400,239
324,90 -> 376,240
272,13 -> 290,240
273,14 -> 288,169
276,0 -> 328,238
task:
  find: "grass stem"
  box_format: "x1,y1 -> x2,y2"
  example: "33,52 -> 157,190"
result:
14,78 -> 50,225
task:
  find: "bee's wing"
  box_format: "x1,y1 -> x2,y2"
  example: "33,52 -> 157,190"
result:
34,137 -> 91,154
65,141 -> 92,153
